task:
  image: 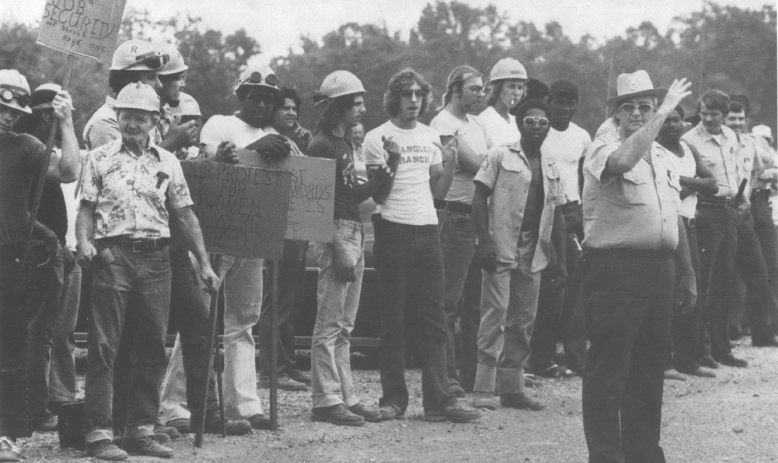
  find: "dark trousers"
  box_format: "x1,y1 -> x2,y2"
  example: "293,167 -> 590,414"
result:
581,251 -> 675,463
84,243 -> 170,443
48,262 -> 82,405
458,255 -> 481,392
0,242 -> 62,438
258,239 -> 309,379
670,219 -> 702,371
373,216 -> 453,412
695,205 -> 738,359
745,196 -> 778,330
530,203 -> 586,373
711,212 -> 777,351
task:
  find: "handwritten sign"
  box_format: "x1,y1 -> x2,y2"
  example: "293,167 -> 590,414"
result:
181,161 -> 292,259
239,150 -> 336,242
37,0 -> 127,62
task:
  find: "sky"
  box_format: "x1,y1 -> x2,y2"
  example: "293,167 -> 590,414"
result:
4,0 -> 772,60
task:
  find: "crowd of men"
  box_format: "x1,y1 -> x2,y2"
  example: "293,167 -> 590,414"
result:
0,37 -> 776,463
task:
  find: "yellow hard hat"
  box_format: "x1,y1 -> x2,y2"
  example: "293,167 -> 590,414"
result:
489,58 -> 527,83
235,64 -> 279,94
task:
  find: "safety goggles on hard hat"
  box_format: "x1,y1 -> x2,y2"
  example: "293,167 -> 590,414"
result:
0,86 -> 30,108
245,71 -> 278,86
122,51 -> 170,71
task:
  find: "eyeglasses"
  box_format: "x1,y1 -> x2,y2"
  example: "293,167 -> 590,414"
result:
522,117 -> 549,128
244,92 -> 275,105
0,87 -> 30,108
468,85 -> 484,94
620,103 -> 654,114
122,51 -> 170,71
400,89 -> 425,99
246,71 -> 279,86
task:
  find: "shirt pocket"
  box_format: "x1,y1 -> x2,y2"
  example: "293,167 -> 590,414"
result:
620,169 -> 649,205
496,157 -> 523,190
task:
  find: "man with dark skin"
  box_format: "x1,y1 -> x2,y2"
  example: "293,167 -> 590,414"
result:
657,105 -> 719,379
471,99 -> 566,411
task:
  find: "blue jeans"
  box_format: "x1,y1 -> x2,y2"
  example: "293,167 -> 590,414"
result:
437,209 -> 477,390
311,220 -> 364,409
48,263 -> 82,404
0,241 -> 62,438
373,216 -> 453,412
84,242 -> 171,444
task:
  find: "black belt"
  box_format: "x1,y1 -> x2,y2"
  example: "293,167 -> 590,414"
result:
99,236 -> 170,253
584,247 -> 674,261
434,199 -> 472,214
751,189 -> 771,201
560,200 -> 580,210
698,196 -> 734,209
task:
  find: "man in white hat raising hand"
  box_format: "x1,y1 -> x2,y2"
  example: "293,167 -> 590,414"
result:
580,71 -> 695,463
77,82 -> 219,460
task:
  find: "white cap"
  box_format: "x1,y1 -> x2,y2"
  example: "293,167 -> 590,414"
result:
319,71 -> 365,99
110,40 -> 169,71
489,58 -> 527,83
169,92 -> 201,117
753,124 -> 773,142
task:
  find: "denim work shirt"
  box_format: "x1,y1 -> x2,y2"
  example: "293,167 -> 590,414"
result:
81,139 -> 193,240
582,131 -> 681,250
682,124 -> 741,198
474,141 -> 563,272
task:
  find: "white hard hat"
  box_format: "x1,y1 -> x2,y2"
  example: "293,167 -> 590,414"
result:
0,69 -> 32,114
157,43 -> 188,76
489,58 -> 528,83
169,92 -> 201,117
752,124 -> 773,142
110,40 -> 169,71
318,71 -> 365,100
114,82 -> 160,113
235,64 -> 279,94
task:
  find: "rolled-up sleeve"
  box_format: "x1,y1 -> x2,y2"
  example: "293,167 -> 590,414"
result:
584,136 -> 620,185
474,147 -> 501,190
166,159 -> 193,210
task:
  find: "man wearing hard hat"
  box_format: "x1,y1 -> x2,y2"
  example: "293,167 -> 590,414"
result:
155,43 -> 199,157
479,58 -> 527,147
198,63 -> 289,430
430,65 -> 490,396
76,82 -> 219,460
0,70 -> 80,463
306,71 -> 392,426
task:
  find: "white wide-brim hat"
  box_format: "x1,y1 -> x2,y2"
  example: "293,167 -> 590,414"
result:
606,70 -> 667,106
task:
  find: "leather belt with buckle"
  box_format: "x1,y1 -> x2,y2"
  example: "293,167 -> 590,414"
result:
434,199 -> 472,214
100,237 -> 170,253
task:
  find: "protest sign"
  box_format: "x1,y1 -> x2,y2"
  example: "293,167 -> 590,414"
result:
180,161 -> 292,259
239,150 -> 336,242
37,0 -> 127,62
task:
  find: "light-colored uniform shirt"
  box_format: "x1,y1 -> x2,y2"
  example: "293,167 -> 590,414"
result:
479,105 -> 520,148
363,120 -> 442,226
682,124 -> 741,198
81,139 -> 192,240
582,131 -> 681,250
430,110 -> 489,205
540,122 -> 592,204
474,141 -> 564,271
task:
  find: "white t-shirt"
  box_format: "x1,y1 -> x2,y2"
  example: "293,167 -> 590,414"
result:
479,105 -> 520,148
364,120 -> 442,225
666,141 -> 699,219
541,122 -> 592,204
429,110 -> 489,205
200,114 -> 268,150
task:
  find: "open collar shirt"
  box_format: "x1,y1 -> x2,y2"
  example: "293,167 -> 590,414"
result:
474,141 -> 563,271
582,131 -> 681,250
81,138 -> 192,240
682,123 -> 740,198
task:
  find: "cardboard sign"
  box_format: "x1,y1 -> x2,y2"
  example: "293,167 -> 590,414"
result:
181,161 -> 292,259
37,0 -> 128,62
239,150 -> 336,242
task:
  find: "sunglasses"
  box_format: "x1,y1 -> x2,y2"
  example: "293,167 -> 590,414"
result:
522,116 -> 550,128
621,103 -> 654,114
0,87 -> 30,108
400,89 -> 425,99
122,51 -> 170,71
246,71 -> 279,86
244,92 -> 276,105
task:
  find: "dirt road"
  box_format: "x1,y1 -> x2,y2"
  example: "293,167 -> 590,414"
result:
19,342 -> 778,462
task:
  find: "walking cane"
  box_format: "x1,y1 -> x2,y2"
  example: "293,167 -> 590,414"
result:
195,253 -> 223,447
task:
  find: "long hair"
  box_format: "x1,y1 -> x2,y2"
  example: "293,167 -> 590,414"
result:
439,65 -> 480,110
485,80 -> 505,107
383,68 -> 433,118
108,70 -> 146,95
315,93 -> 359,135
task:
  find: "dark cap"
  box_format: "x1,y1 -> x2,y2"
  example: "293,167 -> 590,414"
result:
549,80 -> 579,98
30,83 -> 61,112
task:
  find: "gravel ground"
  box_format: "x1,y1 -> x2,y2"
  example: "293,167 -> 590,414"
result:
16,341 -> 778,462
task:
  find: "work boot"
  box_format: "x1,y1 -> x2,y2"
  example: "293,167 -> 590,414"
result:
500,393 -> 545,410
348,402 -> 381,423
289,369 -> 312,386
203,406 -> 252,436
121,436 -> 173,458
423,399 -> 481,423
311,404 -> 365,427
153,424 -> 181,440
165,418 -> 190,434
86,439 -> 127,461
472,392 -> 498,410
